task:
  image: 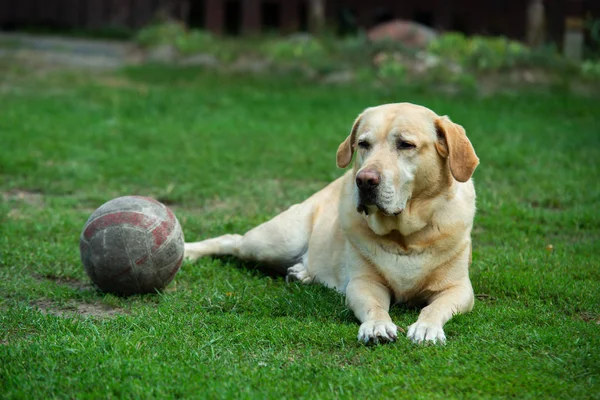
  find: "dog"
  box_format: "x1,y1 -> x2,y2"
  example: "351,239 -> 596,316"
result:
185,103 -> 479,344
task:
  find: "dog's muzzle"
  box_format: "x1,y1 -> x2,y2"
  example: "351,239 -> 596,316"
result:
356,169 -> 380,215
355,169 -> 403,216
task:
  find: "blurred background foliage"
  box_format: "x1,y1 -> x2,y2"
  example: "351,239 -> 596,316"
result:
131,19 -> 600,91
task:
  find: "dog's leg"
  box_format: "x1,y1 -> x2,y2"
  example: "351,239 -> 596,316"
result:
407,279 -> 474,344
184,203 -> 314,274
184,234 -> 243,260
346,277 -> 398,344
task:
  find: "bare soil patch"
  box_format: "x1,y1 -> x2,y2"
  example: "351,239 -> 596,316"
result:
579,312 -> 600,324
97,76 -> 149,93
33,299 -> 125,319
36,274 -> 93,292
3,190 -> 45,220
2,189 -> 44,205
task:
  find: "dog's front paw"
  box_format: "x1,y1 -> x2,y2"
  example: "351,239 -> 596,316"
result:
407,321 -> 446,344
357,320 -> 398,344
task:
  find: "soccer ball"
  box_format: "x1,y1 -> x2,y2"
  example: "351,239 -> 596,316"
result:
79,196 -> 184,295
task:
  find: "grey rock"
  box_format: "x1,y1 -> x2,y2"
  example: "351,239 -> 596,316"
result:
179,53 -> 220,68
146,44 -> 177,63
286,33 -> 314,43
368,19 -> 438,49
230,56 -> 272,74
322,70 -> 355,84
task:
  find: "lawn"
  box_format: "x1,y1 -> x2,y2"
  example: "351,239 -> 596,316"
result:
0,63 -> 599,399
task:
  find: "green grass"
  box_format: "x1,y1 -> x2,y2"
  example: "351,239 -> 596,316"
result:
1,64 -> 599,399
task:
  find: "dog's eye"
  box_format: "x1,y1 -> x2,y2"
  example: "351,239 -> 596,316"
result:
357,140 -> 371,150
397,140 -> 416,150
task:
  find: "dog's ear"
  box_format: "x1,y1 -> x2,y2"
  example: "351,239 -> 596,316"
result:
336,113 -> 363,168
434,116 -> 479,182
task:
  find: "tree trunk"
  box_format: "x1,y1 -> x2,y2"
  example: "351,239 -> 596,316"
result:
309,0 -> 325,35
526,0 -> 545,48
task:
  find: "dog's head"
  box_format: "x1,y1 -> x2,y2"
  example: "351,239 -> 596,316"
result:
336,103 -> 479,217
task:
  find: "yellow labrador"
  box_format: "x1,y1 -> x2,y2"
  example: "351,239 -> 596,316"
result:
185,103 -> 479,344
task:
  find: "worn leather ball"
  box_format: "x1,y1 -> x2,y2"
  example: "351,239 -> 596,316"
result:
79,196 -> 184,295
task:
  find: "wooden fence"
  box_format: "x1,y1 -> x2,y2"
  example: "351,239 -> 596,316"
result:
0,0 -> 598,46
0,0 -> 189,31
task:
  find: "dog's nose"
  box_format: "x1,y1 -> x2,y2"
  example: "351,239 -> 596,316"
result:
356,169 -> 380,190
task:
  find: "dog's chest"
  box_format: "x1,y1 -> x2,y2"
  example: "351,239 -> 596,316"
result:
363,243 -> 426,276
364,241 -> 432,289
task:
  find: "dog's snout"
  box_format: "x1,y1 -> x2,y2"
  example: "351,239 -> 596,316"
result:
356,169 -> 380,190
